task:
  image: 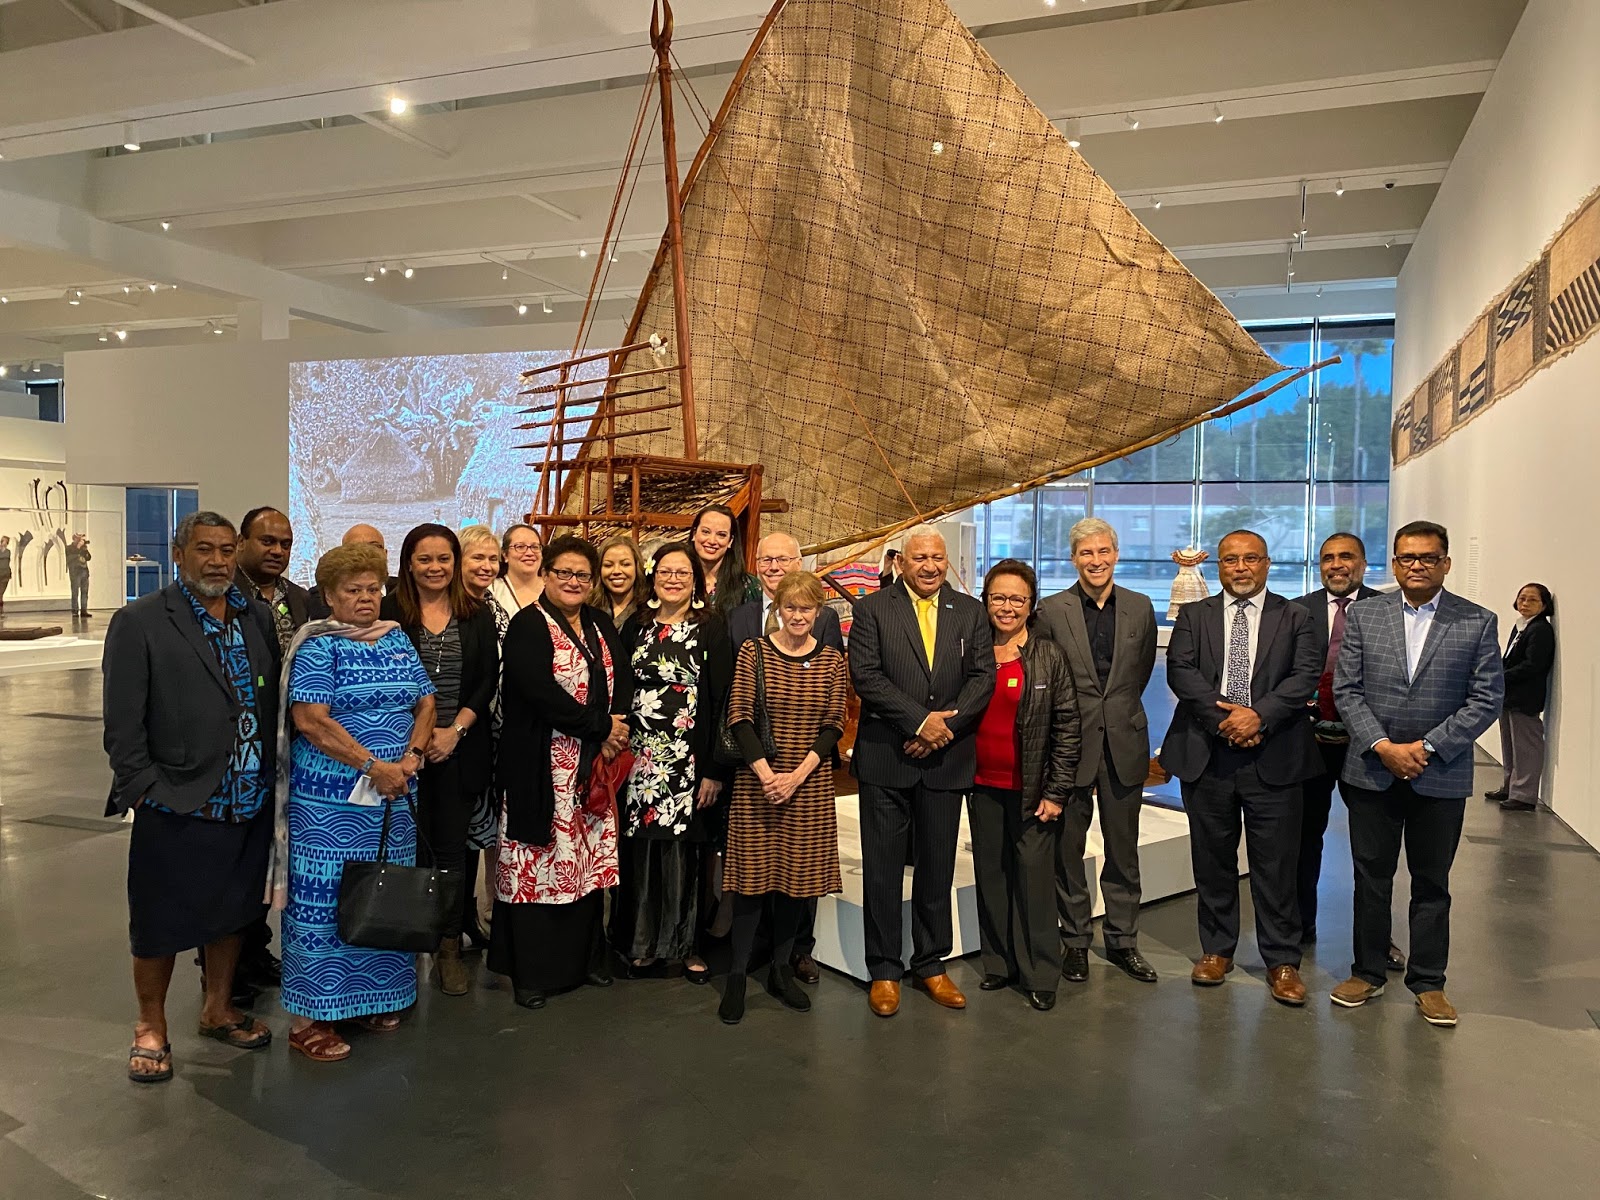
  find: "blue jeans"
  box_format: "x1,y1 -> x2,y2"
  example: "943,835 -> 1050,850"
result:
70,571 -> 88,613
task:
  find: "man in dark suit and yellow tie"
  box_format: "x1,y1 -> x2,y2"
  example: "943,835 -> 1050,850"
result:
1159,529 -> 1322,1006
849,525 -> 994,1017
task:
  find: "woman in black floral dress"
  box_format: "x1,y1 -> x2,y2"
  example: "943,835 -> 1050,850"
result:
610,543 -> 733,980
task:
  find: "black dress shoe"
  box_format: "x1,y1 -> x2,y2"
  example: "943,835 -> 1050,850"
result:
719,975 -> 747,1025
1499,798 -> 1537,812
979,974 -> 1012,991
1484,789 -> 1509,802
790,953 -> 821,985
1106,946 -> 1158,983
1386,945 -> 1406,973
1028,990 -> 1056,1012
513,987 -> 547,1010
586,964 -> 614,988
766,965 -> 811,1012
239,951 -> 282,989
1062,947 -> 1089,983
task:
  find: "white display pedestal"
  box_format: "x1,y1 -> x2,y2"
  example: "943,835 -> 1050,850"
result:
812,792 -> 1198,982
0,634 -> 102,677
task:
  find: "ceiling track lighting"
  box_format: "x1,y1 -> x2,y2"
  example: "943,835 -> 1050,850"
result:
1212,103 -> 1225,124
160,220 -> 171,231
515,300 -> 529,316
122,124 -> 141,152
1334,180 -> 1345,197
389,96 -> 409,116
1151,197 -> 1162,210
0,296 -> 8,304
98,330 -> 110,343
400,263 -> 414,279
363,265 -> 377,283
115,329 -> 128,342
501,267 -> 510,282
1064,117 -> 1082,149
542,297 -> 553,315
579,248 -> 588,258
378,264 -> 389,276
1124,113 -> 1140,130
0,365 -> 7,378
66,288 -> 83,306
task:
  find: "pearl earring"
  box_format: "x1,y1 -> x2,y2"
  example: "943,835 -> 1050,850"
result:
691,597 -> 705,610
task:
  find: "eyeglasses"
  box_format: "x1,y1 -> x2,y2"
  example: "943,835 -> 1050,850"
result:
547,567 -> 592,584
508,542 -> 541,554
986,593 -> 1031,608
655,568 -> 693,581
755,555 -> 800,568
1219,554 -> 1269,568
1394,554 -> 1445,568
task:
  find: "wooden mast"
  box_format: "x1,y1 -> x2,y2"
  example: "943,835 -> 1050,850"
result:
651,0 -> 698,460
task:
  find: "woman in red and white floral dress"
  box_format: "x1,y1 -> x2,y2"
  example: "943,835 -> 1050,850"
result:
488,536 -> 633,1010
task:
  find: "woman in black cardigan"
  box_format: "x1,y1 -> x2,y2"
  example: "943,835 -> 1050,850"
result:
380,524 -> 499,995
1489,582 -> 1556,812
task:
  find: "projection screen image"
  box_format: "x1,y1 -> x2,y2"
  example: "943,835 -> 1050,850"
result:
287,350 -> 607,585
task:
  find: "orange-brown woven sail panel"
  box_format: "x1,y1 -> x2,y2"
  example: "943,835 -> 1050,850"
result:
582,0 -> 1281,550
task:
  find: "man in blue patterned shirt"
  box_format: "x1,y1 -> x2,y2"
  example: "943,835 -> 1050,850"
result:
104,511 -> 281,1083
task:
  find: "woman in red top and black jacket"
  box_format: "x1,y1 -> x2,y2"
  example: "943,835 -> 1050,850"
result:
968,558 -> 1081,1011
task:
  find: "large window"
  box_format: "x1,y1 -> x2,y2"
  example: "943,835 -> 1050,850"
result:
126,487 -> 198,598
972,318 -> 1393,616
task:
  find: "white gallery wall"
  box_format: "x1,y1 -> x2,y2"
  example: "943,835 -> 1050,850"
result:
1391,0 -> 1600,845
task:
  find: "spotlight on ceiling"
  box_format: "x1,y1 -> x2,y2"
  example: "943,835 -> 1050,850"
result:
1124,113 -> 1140,130
579,247 -> 589,258
1212,103 -> 1225,124
401,264 -> 414,279
160,220 -> 171,231
122,124 -> 141,152
378,264 -> 389,276
501,267 -> 510,282
0,365 -> 7,377
515,300 -> 528,316
542,297 -> 553,314
389,96 -> 408,116
98,330 -> 110,343
115,329 -> 128,342
67,289 -> 82,305
1064,117 -> 1082,149
208,320 -> 225,335
1334,180 -> 1346,196
363,265 -> 377,283
1151,197 -> 1162,210
0,296 -> 8,304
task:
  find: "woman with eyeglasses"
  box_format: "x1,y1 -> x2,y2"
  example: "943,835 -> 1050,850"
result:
490,535 -> 632,1009
458,524 -> 508,948
591,534 -> 650,629
490,524 -> 544,617
379,524 -> 499,997
689,504 -> 760,620
610,542 -> 734,982
968,558 -> 1080,1012
1488,582 -> 1555,812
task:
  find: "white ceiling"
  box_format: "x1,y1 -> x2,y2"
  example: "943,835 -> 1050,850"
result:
0,0 -> 1528,376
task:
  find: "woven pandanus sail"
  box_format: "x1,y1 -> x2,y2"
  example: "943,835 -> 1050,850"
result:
563,0 -> 1284,554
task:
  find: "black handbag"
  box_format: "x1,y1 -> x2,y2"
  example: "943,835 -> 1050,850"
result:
716,639 -> 780,766
337,795 -> 460,953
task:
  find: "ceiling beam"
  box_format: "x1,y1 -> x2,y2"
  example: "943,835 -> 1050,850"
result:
352,112 -> 451,159
52,0 -> 108,35
105,1 -> 256,66
0,183 -> 453,334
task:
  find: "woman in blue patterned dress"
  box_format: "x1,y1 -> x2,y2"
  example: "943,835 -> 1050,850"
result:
609,543 -> 733,980
275,544 -> 437,1062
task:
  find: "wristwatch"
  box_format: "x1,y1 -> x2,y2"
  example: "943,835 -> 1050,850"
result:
359,756 -> 376,776
452,722 -> 468,737
1421,738 -> 1437,755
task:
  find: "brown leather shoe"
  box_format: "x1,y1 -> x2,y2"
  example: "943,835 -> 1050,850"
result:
868,980 -> 901,1018
914,973 -> 967,1009
1267,964 -> 1307,1006
1329,977 -> 1384,1008
1415,990 -> 1458,1027
1190,955 -> 1234,986
791,953 -> 821,985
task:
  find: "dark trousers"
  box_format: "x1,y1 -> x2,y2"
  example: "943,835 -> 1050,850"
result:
1058,754 -> 1144,949
1343,779 -> 1464,994
731,893 -> 807,977
1181,754 -> 1302,969
969,786 -> 1062,990
1297,739 -> 1349,938
768,896 -> 818,958
70,570 -> 89,613
858,780 -> 964,980
416,757 -> 470,939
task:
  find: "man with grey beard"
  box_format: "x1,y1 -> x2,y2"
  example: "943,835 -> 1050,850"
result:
103,511 -> 281,1083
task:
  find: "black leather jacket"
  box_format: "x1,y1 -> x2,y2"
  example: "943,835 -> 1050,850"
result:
1008,634 -> 1082,808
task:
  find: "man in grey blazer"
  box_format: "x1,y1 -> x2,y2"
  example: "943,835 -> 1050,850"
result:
1034,517 -> 1158,984
1330,520 -> 1503,1027
849,525 -> 994,1017
105,511 -> 280,1082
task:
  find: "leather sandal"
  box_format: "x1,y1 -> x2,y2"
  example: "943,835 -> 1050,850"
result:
288,1022 -> 351,1062
197,1017 -> 272,1050
128,1043 -> 173,1084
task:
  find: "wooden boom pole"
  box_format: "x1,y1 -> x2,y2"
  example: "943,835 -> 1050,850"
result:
651,0 -> 698,460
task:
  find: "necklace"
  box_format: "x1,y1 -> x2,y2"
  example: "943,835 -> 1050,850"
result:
419,621 -> 450,674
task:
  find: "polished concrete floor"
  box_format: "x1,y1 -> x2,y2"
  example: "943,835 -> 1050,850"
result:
2,666 -> 1598,1200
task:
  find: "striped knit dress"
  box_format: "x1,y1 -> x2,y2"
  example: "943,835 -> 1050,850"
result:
723,639 -> 847,898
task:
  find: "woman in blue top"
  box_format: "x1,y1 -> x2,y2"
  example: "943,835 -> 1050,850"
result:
273,543 -> 437,1063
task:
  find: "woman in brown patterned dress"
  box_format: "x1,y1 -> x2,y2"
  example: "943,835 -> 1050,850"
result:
719,571 -> 847,1024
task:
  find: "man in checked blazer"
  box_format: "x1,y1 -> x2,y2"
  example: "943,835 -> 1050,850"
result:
1034,517 -> 1159,985
849,524 -> 994,1017
1159,529 -> 1322,1007
1330,520 -> 1503,1027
